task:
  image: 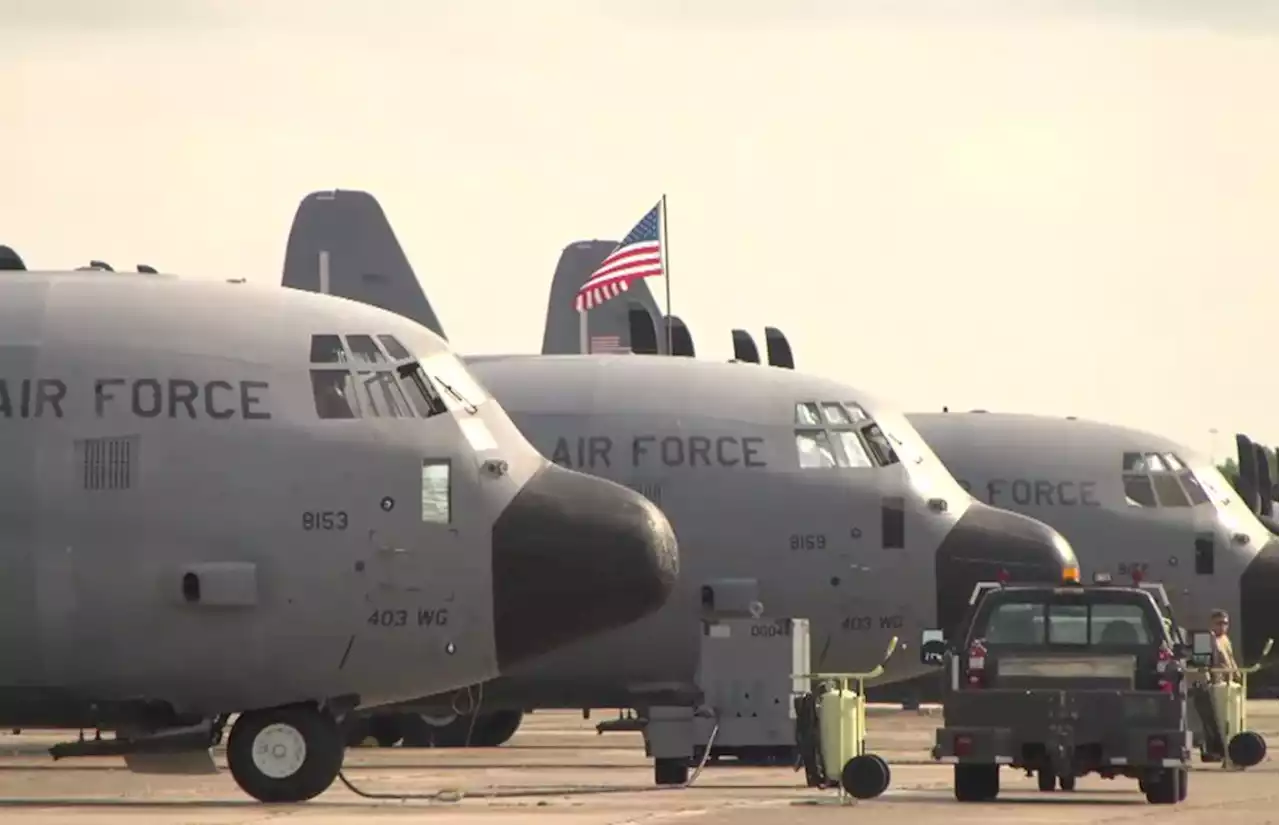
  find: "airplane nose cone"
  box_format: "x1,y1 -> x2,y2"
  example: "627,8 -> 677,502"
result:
934,502 -> 1076,637
1240,538 -> 1277,688
490,462 -> 679,670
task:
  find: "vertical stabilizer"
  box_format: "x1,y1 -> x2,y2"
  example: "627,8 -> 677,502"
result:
1236,434 -> 1261,514
0,245 -> 25,271
763,327 -> 794,369
542,241 -> 667,355
281,189 -> 447,339
665,316 -> 695,357
730,329 -> 760,364
1253,441 -> 1275,519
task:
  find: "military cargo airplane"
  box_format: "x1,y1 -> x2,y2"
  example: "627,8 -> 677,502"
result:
279,190 -> 1078,773
541,256 -> 1278,701
904,412 -> 1278,696
0,262 -> 679,801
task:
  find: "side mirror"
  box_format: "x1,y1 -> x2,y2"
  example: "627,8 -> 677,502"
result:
1189,631 -> 1214,667
920,629 -> 947,666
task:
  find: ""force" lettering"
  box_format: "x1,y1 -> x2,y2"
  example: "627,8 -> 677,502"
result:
550,434 -> 768,470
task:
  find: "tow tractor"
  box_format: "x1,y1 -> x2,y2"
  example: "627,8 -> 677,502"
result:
920,568 -> 1196,804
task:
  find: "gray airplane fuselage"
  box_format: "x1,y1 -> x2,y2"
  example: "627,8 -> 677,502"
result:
397,355 -> 1076,714
907,412 -> 1278,670
0,273 -> 677,730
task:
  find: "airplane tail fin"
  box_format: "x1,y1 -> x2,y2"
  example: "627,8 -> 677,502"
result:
541,241 -> 667,355
281,189 -> 447,339
763,326 -> 794,369
730,329 -> 760,364
0,245 -> 26,270
665,316 -> 695,357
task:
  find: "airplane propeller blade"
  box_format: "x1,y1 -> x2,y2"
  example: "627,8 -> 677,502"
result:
664,316 -> 695,357
730,329 -> 760,364
1253,441 -> 1275,519
628,307 -> 659,355
1235,433 -> 1261,515
0,245 -> 25,271
763,327 -> 794,369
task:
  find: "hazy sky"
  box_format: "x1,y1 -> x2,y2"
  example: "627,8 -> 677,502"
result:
4,0 -> 1276,457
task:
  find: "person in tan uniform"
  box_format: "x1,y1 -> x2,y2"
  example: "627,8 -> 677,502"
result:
1209,608 -> 1240,683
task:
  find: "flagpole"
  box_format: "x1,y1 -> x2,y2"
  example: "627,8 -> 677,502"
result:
660,194 -> 672,356
579,308 -> 589,354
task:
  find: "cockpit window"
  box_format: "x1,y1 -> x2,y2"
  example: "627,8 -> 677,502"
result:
1151,473 -> 1191,508
796,429 -> 840,468
843,402 -> 870,423
347,334 -> 388,365
425,354 -> 488,413
821,403 -> 850,425
1179,471 -> 1210,505
861,423 -> 899,466
378,334 -> 413,361
1121,451 -> 1203,508
311,370 -> 359,419
1123,474 -> 1158,507
310,334 -> 349,364
357,371 -> 413,418
310,332 -> 455,420
832,430 -> 874,468
792,401 -> 898,470
795,403 -> 822,426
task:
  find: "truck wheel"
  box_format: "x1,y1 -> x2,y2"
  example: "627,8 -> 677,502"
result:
954,764 -> 999,802
1058,774 -> 1076,792
1227,731 -> 1267,768
654,757 -> 689,786
227,705 -> 344,803
1037,768 -> 1055,792
841,754 -> 890,799
1143,768 -> 1185,805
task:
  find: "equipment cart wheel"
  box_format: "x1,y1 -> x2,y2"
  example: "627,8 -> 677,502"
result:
1058,774 -> 1076,791
1037,768 -> 1055,792
227,705 -> 344,803
654,757 -> 689,786
840,753 -> 890,799
1143,767 -> 1187,804
1227,731 -> 1267,768
954,763 -> 999,802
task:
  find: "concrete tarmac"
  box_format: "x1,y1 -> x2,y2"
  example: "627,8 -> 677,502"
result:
0,702 -> 1275,824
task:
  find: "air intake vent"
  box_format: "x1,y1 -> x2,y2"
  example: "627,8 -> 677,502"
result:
77,436 -> 139,491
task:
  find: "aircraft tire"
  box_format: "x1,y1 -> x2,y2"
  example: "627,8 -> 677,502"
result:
227,705 -> 344,803
953,764 -> 999,802
1058,774 -> 1076,791
1037,768 -> 1055,791
469,710 -> 523,747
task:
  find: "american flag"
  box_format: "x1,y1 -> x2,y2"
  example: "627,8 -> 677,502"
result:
589,334 -> 630,354
574,201 -> 664,312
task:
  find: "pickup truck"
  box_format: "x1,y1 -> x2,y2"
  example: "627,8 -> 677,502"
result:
919,575 -> 1192,805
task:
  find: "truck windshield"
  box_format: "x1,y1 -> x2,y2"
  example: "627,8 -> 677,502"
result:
980,599 -> 1156,647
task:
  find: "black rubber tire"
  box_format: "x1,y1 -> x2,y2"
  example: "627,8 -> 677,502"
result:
342,716 -> 371,748
367,714 -> 405,748
469,710 -> 524,747
1227,731 -> 1267,768
227,706 -> 344,803
398,713 -> 445,747
1037,768 -> 1055,792
654,757 -> 689,786
1059,774 -> 1076,792
1144,768 -> 1185,804
869,753 -> 892,789
841,754 -> 890,799
954,764 -> 999,802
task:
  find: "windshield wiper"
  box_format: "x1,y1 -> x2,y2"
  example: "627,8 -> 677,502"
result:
433,376 -> 478,414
